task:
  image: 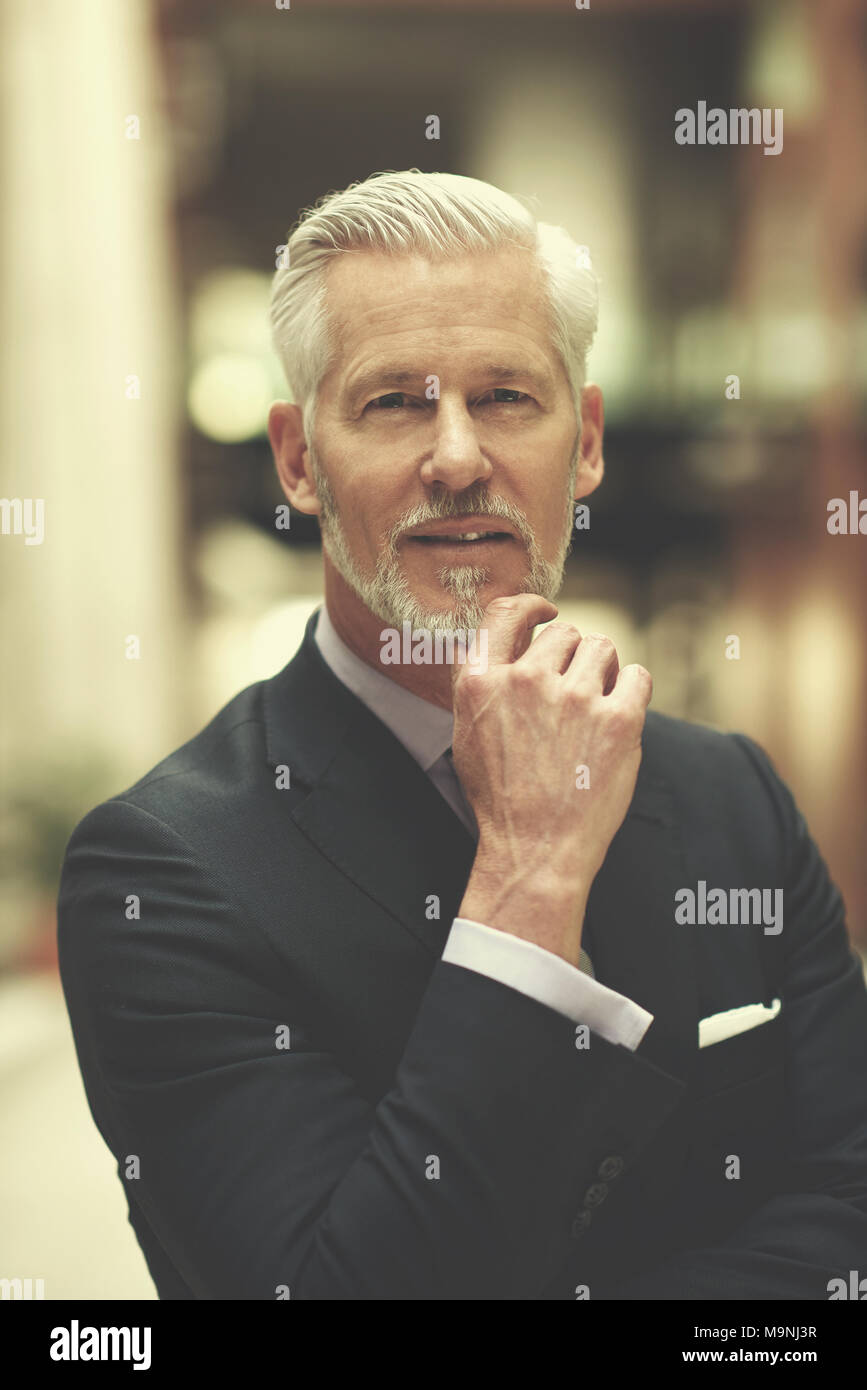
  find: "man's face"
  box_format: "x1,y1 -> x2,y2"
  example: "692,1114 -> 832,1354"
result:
305,246 -> 591,631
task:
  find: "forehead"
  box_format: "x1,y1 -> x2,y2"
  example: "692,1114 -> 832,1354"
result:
320,245 -> 561,389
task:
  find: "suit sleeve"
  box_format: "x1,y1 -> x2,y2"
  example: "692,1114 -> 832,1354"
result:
444,916 -> 654,1048
58,799 -> 684,1301
607,734 -> 867,1300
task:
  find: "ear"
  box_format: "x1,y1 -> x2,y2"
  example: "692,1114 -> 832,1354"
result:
574,383 -> 604,500
268,401 -> 321,516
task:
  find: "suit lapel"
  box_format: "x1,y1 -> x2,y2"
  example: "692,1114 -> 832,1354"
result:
265,613 -> 477,957
265,617 -> 699,1077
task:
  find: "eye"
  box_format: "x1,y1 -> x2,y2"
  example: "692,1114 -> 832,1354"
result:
487,388 -> 530,405
367,392 -> 414,410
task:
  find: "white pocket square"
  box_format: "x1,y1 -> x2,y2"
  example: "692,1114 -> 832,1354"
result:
699,998 -> 781,1048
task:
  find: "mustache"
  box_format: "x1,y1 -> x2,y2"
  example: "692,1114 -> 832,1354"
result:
385,488 -> 535,550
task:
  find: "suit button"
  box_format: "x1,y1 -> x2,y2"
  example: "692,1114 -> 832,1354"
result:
583,1182 -> 608,1207
571,1211 -> 593,1236
597,1156 -> 624,1180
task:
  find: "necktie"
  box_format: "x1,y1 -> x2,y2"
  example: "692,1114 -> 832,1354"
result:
443,748 -> 595,979
442,747 -> 478,837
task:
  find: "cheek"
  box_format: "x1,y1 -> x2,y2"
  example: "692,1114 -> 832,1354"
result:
535,485 -> 575,548
323,461 -> 375,521
331,442 -> 405,509
337,478 -> 403,553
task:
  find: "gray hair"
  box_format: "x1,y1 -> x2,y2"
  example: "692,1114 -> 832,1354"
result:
269,169 -> 599,442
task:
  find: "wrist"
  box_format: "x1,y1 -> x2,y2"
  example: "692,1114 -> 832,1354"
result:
460,842 -> 590,967
470,834 -> 591,903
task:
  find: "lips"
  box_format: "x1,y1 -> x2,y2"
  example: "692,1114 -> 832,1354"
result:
404,518 -> 518,547
408,529 -> 514,546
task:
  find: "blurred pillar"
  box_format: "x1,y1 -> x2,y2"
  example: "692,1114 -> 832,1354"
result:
0,0 -> 187,792
467,55 -> 640,412
728,0 -> 867,942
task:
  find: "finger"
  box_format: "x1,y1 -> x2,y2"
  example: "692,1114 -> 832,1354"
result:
519,622 -> 583,675
564,632 -> 620,695
479,593 -> 559,669
611,663 -> 653,712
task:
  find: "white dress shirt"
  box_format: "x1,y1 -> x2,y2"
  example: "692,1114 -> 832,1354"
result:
314,605 -> 653,1051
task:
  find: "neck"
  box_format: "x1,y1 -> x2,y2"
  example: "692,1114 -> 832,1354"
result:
323,563 -> 456,710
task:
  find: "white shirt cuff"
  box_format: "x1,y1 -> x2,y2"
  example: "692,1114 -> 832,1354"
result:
442,917 -> 654,1051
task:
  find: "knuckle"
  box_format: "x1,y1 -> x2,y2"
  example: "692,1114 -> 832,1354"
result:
564,680 -> 591,708
608,697 -> 645,733
456,667 -> 489,699
488,595 -> 521,615
582,631 -> 616,652
508,663 -> 537,691
453,675 -> 482,710
605,703 -> 628,733
628,664 -> 653,696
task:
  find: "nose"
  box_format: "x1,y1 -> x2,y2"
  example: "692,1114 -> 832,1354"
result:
419,396 -> 493,492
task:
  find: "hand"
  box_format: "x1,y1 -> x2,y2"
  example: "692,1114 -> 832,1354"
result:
453,594 -> 652,968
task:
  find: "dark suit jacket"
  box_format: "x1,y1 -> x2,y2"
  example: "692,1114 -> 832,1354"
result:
57,610 -> 867,1299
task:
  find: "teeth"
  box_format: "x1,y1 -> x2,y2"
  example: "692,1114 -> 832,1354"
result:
422,531 -> 499,541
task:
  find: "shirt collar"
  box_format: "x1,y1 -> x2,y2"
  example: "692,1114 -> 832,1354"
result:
314,605 -> 454,772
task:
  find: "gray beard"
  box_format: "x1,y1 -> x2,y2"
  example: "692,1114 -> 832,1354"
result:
308,442 -> 579,632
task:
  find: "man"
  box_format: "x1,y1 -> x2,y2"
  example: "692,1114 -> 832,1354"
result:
58,170 -> 867,1300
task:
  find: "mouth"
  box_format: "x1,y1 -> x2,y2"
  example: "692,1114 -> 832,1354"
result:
403,520 -> 519,550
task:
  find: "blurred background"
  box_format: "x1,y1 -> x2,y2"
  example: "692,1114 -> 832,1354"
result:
1,0 -> 865,1298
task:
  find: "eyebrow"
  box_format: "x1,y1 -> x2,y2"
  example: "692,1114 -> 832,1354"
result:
344,362 -> 554,405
